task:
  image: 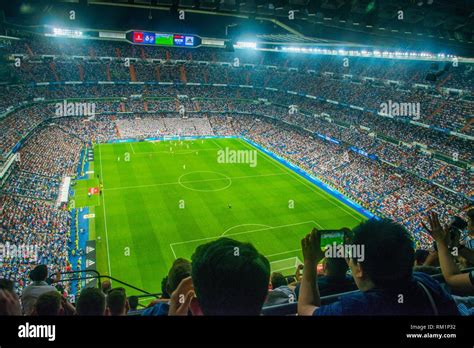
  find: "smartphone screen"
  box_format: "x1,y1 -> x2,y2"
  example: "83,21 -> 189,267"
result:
320,230 -> 345,250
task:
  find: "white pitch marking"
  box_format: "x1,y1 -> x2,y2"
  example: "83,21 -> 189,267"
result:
221,223 -> 272,237
99,144 -> 112,277
170,220 -> 316,247
130,147 -> 220,155
272,266 -> 301,273
264,249 -> 301,258
105,172 -> 289,191
170,244 -> 177,259
240,139 -> 364,222
129,142 -> 136,154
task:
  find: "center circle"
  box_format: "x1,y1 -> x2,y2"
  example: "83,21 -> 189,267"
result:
178,171 -> 232,192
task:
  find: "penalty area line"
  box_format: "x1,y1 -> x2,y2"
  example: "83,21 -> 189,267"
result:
99,144 -> 112,277
169,219 -> 324,260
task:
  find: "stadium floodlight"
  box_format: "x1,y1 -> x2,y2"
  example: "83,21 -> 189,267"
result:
235,41 -> 257,49
277,45 -> 457,62
52,27 -> 83,37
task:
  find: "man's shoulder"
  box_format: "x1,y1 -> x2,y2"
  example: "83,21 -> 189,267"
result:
23,283 -> 56,295
314,290 -> 364,316
141,302 -> 169,316
273,285 -> 294,295
412,272 -> 445,293
466,238 -> 474,249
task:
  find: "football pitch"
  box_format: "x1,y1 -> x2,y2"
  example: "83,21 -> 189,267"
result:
75,137 -> 366,295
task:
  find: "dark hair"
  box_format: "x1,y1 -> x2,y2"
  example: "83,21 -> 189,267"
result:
466,206 -> 474,220
35,291 -> 61,316
167,258 -> 191,294
101,280 -> 112,294
30,265 -> 48,282
128,295 -> 139,310
271,272 -> 287,289
351,219 -> 415,288
106,287 -> 127,316
0,279 -> 14,292
324,257 -> 349,278
191,237 -> 270,315
414,249 -> 429,265
76,287 -> 106,316
160,276 -> 170,299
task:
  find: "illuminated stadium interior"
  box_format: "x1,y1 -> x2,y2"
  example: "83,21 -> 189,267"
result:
0,0 -> 473,337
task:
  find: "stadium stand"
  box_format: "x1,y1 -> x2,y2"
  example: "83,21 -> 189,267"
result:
1,35 -> 473,317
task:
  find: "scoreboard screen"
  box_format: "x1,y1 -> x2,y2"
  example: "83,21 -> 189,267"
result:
155,33 -> 174,46
133,31 -> 155,44
173,34 -> 195,47
129,31 -> 200,47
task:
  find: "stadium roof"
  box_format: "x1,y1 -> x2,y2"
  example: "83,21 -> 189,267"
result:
1,0 -> 474,56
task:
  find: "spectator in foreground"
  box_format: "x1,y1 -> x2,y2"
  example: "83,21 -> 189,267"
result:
414,249 -> 430,266
160,276 -> 170,299
298,219 -> 460,316
423,212 -> 474,295
76,287 -> 107,316
0,279 -> 15,293
412,249 -> 440,275
0,280 -> 22,316
265,272 -> 296,306
464,207 -> 474,249
319,257 -> 356,296
128,296 -> 139,312
295,256 -> 357,298
21,265 -> 58,315
106,287 -> 129,316
101,280 -> 112,294
142,258 -> 192,316
33,291 -> 63,316
169,237 -> 270,316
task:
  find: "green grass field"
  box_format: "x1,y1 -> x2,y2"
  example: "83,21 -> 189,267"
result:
75,137 -> 366,295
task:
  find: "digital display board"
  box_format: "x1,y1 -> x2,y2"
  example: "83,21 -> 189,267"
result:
133,31 -> 158,44
173,34 -> 185,46
173,35 -> 195,47
155,33 -> 174,46
133,31 -> 144,43
129,31 -> 200,47
143,32 -> 155,44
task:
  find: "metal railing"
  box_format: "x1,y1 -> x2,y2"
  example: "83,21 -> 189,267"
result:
59,267 -> 474,316
60,270 -> 154,296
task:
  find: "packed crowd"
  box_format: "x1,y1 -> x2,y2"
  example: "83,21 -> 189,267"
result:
6,37 -> 474,89
1,84 -> 471,162
211,114 -> 469,242
2,213 -> 473,316
1,126 -> 83,296
1,36 -> 472,306
1,195 -> 71,297
2,36 -> 473,136
116,116 -> 213,139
